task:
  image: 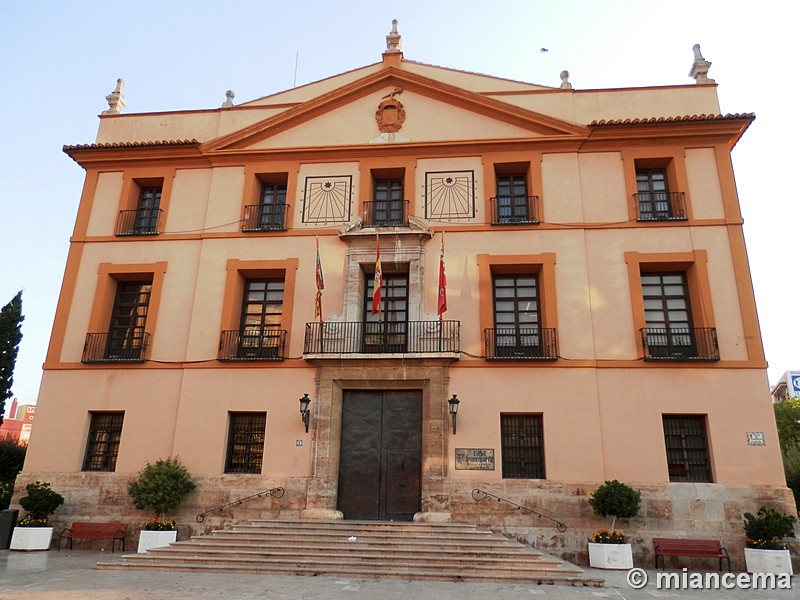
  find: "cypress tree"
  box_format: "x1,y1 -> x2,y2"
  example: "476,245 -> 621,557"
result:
0,291 -> 24,426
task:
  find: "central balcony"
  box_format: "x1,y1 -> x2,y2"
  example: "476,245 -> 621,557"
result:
361,200 -> 410,228
304,320 -> 460,358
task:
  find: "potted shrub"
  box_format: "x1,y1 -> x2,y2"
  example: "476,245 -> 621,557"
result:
587,480 -> 641,569
9,481 -> 64,551
128,457 -> 196,553
743,506 -> 797,574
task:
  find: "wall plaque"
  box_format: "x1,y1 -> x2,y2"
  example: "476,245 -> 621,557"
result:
746,432 -> 765,446
455,448 -> 495,470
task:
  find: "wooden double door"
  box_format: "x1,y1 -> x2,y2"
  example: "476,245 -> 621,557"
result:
337,390 -> 422,521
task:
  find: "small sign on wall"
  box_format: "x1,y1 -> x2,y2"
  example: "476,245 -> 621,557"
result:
746,432 -> 765,446
455,448 -> 495,470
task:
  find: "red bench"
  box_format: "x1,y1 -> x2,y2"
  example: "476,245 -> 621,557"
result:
652,537 -> 730,571
58,522 -> 128,552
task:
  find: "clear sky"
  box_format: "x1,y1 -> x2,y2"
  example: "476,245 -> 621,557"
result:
1,1 -> 797,411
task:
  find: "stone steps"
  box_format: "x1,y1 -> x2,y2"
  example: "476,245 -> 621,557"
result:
97,519 -> 603,586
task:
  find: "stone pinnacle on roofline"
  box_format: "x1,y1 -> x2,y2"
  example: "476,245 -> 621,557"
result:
103,78 -> 127,115
689,44 -> 715,84
386,19 -> 402,53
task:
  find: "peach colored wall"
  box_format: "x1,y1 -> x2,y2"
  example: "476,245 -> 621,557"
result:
85,172 -> 123,236
203,167 -> 246,234
541,154 -> 584,222
171,369 -> 317,476
255,88 -> 539,150
685,148 -> 726,220
403,62 -> 552,93
166,168 -> 214,234
579,153 -> 628,223
24,370 -> 185,473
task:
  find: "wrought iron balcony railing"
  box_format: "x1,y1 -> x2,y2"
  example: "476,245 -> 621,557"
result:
82,331 -> 150,363
304,320 -> 460,355
115,208 -> 163,236
490,196 -> 540,225
484,327 -> 558,360
218,328 -> 287,361
640,327 -> 719,361
242,203 -> 289,232
635,192 -> 687,221
361,200 -> 409,227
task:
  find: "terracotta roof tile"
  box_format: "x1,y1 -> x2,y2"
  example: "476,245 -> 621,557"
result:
589,113 -> 755,126
63,139 -> 199,152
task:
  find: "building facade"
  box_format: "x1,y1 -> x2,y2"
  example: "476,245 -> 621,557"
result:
771,371 -> 800,403
0,399 -> 35,444
16,28 -> 794,566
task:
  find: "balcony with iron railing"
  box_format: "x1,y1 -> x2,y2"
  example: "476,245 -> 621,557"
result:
634,192 -> 687,221
218,328 -> 287,361
640,327 -> 719,361
115,208 -> 163,236
304,320 -> 459,357
82,331 -> 150,363
242,203 -> 289,232
484,327 -> 558,360
490,196 -> 540,225
361,200 -> 410,228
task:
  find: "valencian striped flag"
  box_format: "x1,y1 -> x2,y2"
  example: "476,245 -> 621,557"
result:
314,236 -> 324,322
437,232 -> 447,317
371,232 -> 382,316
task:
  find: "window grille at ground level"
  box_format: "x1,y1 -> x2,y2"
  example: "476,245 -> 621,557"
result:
82,412 -> 124,472
225,412 -> 267,474
501,414 -> 545,479
663,414 -> 712,482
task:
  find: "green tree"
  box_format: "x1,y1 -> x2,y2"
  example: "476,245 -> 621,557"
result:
774,398 -> 800,453
0,291 -> 24,426
128,457 -> 196,520
782,444 -> 800,509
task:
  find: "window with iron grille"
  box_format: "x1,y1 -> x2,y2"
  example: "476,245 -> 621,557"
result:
238,279 -> 284,358
495,174 -> 530,223
225,412 -> 267,474
662,415 -> 712,482
501,414 -> 545,479
134,187 -> 162,233
369,178 -> 405,226
107,281 -> 152,359
257,182 -> 287,230
82,412 -> 124,472
492,275 -> 541,358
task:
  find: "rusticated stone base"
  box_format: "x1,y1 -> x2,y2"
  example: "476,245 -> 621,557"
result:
11,471 -> 797,571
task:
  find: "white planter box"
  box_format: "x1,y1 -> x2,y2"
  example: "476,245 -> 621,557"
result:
744,547 -> 793,574
9,527 -> 54,551
588,542 -> 634,569
137,529 -> 177,553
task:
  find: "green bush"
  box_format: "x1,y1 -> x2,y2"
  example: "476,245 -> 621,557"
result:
0,438 -> 26,510
128,457 -> 196,520
18,481 -> 64,525
743,506 -> 797,549
589,480 -> 641,533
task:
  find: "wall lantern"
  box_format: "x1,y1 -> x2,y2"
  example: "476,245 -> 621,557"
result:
448,394 -> 460,435
299,393 -> 311,433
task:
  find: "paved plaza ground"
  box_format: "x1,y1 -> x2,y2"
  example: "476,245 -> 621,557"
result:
1,550 -> 797,599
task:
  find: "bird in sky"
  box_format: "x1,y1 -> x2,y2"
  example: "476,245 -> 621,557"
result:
540,48 -> 549,52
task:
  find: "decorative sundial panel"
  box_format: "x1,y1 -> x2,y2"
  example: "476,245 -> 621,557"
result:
302,175 -> 353,224
425,170 -> 475,220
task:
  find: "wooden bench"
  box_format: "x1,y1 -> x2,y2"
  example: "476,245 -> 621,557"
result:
652,537 -> 730,571
58,522 -> 128,552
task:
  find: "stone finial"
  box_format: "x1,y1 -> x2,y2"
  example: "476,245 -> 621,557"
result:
559,70 -> 573,90
689,44 -> 715,84
103,78 -> 127,115
221,90 -> 235,108
385,19 -> 402,53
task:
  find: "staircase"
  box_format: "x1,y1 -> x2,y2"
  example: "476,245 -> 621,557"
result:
97,519 -> 603,586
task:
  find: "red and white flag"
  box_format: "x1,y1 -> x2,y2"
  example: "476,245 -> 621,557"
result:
371,233 -> 382,316
437,232 -> 447,318
314,236 -> 324,322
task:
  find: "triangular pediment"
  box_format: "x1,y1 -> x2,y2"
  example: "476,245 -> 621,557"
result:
202,66 -> 587,153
